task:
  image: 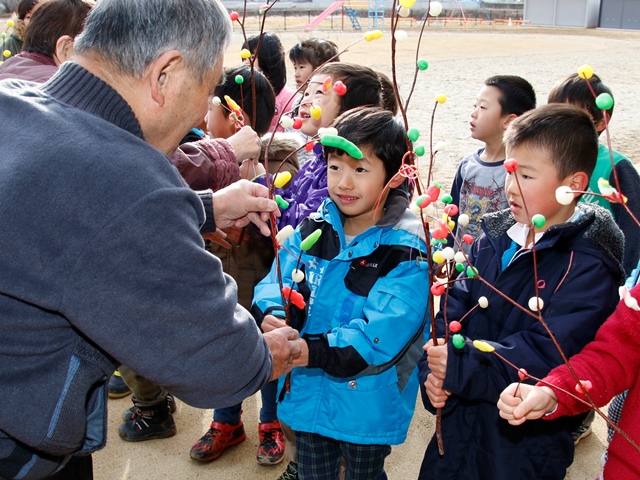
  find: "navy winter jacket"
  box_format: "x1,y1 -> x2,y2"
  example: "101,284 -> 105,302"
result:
418,204 -> 625,480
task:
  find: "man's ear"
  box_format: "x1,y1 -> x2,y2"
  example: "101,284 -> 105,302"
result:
569,171 -> 590,192
54,35 -> 74,65
502,113 -> 518,130
148,50 -> 183,107
388,173 -> 406,189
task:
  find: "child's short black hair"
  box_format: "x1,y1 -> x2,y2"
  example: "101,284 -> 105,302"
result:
244,32 -> 287,96
484,75 -> 536,117
504,104 -> 598,181
324,107 -> 407,184
288,38 -> 340,69
314,62 -> 398,116
547,72 -> 614,125
214,65 -> 275,137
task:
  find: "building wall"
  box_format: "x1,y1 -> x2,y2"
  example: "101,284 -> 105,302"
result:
524,0 -> 600,27
600,0 -> 640,29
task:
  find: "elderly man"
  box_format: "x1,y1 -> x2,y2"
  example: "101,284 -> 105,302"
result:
0,0 -> 300,478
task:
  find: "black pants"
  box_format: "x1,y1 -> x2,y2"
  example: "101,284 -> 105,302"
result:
46,455 -> 93,480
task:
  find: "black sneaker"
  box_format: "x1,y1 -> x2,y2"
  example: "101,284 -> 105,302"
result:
122,393 -> 176,422
118,397 -> 176,442
108,372 -> 131,399
278,461 -> 298,480
572,410 -> 595,446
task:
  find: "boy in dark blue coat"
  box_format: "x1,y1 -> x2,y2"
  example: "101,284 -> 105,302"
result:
418,104 -> 626,480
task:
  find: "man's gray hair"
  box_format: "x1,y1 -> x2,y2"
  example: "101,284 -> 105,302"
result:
74,0 -> 232,81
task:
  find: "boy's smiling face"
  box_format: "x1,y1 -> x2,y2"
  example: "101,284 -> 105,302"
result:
299,74 -> 341,136
505,143 -> 578,235
327,145 -> 389,236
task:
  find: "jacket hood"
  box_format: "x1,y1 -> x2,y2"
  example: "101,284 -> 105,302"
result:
260,132 -> 304,163
377,189 -> 412,228
12,21 -> 26,39
483,203 -> 625,284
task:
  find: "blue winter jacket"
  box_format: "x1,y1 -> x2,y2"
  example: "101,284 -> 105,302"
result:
252,191 -> 430,445
418,204 -> 625,480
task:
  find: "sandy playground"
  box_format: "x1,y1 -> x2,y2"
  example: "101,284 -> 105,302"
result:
94,26 -> 640,479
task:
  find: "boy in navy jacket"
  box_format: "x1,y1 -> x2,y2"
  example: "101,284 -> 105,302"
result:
419,104 -> 625,480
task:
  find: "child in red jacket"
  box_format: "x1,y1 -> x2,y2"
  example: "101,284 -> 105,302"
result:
498,284 -> 640,479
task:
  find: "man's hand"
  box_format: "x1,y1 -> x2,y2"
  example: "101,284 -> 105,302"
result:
227,126 -> 261,163
264,327 -> 302,381
425,373 -> 450,408
497,383 -> 558,426
425,338 -> 448,380
212,180 -> 280,236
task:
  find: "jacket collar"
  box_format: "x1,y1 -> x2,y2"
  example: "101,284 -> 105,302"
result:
40,62 -> 143,140
483,203 -> 625,283
317,189 -> 414,250
18,51 -> 56,67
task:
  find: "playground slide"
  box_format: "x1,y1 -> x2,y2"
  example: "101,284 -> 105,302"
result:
304,1 -> 343,31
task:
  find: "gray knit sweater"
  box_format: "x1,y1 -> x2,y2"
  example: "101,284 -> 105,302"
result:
0,63 -> 271,479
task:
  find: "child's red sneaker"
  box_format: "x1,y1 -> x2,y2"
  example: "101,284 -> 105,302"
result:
257,420 -> 285,465
189,420 -> 246,462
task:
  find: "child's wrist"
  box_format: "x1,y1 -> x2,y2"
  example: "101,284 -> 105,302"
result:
541,386 -> 559,416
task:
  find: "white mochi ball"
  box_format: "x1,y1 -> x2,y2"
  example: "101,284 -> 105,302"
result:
291,269 -> 305,283
478,296 -> 489,308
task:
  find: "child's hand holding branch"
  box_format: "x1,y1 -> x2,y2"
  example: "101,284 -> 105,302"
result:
261,315 -> 309,370
424,338 -> 451,408
228,126 -> 262,163
498,383 -> 558,426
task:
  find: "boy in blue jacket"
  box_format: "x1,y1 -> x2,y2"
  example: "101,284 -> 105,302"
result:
252,106 -> 430,480
419,104 -> 625,480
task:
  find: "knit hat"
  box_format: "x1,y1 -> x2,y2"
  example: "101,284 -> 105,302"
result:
18,0 -> 40,19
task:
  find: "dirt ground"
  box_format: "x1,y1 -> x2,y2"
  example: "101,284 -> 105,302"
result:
94,26 -> 640,479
